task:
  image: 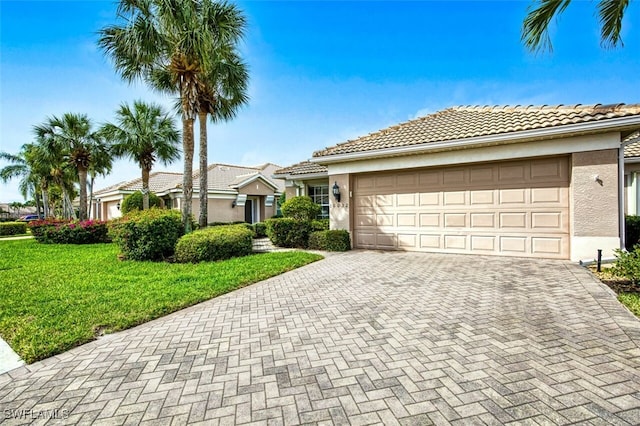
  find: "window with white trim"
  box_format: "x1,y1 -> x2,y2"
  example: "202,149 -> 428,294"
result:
308,184 -> 329,219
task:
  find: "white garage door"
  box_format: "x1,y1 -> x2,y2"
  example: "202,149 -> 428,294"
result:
353,157 -> 570,258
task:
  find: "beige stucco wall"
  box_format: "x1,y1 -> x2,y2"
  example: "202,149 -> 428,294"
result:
571,149 -> 619,236
570,149 -> 620,260
329,174 -> 351,234
238,180 -> 274,196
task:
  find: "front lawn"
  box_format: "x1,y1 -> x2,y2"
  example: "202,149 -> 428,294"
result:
0,240 -> 322,363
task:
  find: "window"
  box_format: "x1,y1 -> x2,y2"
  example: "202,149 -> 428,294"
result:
308,185 -> 329,219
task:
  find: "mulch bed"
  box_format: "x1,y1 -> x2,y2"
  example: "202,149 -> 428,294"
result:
589,266 -> 640,294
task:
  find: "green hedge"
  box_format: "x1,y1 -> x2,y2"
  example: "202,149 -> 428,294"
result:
308,230 -> 351,251
120,191 -> 162,214
253,222 -> 267,238
0,222 -> 27,236
612,246 -> 640,284
626,215 -> 640,250
281,196 -> 320,221
175,225 -> 254,263
29,219 -> 110,244
265,218 -> 311,248
109,208 -> 183,261
311,219 -> 330,231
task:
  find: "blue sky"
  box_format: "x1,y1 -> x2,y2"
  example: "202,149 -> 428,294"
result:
2,0 -> 640,202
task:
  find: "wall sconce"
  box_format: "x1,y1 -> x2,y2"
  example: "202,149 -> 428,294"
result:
332,181 -> 341,202
116,202 -> 121,210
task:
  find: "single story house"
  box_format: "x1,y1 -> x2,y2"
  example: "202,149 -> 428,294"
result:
93,163 -> 284,224
274,104 -> 640,261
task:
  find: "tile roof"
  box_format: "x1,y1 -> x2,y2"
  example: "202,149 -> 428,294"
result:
625,132 -> 640,158
273,161 -> 328,177
95,163 -> 285,195
313,104 -> 640,158
94,172 -> 183,195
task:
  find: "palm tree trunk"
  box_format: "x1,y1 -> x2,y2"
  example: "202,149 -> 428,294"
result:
182,117 -> 195,233
88,175 -> 95,219
142,166 -> 151,210
78,166 -> 88,220
198,111 -> 208,228
41,187 -> 49,218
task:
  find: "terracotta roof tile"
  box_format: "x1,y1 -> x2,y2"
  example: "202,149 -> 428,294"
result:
274,161 -> 328,176
313,104 -> 640,158
625,132 -> 640,158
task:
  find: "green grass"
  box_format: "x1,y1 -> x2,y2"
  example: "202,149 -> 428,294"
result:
0,240 -> 322,363
619,293 -> 640,317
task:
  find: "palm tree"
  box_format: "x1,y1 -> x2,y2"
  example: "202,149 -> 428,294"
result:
98,0 -> 247,232
101,100 -> 180,210
522,0 -> 630,52
196,49 -> 249,228
34,114 -> 104,220
87,142 -> 113,219
1,144 -> 49,217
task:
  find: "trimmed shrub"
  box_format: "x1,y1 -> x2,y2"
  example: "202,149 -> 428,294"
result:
626,215 -> 640,250
612,246 -> 640,284
308,230 -> 351,251
120,191 -> 162,214
0,222 -> 27,236
175,225 -> 253,263
281,196 -> 321,221
109,208 -> 183,261
311,219 -> 330,231
265,218 -> 311,248
29,219 -> 110,244
253,222 -> 267,238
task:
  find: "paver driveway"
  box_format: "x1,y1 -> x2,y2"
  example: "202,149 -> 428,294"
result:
1,251 -> 640,425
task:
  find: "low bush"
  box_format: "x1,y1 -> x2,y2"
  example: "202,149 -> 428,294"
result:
311,219 -> 330,231
611,246 -> 640,284
281,196 -> 321,221
265,218 -> 311,248
29,219 -> 109,244
253,222 -> 267,238
0,222 -> 27,236
626,215 -> 640,250
175,225 -> 254,263
120,191 -> 162,214
109,208 -> 183,261
308,230 -> 351,251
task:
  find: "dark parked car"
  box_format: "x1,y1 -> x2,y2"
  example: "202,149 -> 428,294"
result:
17,214 -> 41,222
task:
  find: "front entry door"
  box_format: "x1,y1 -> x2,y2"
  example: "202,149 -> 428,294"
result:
244,199 -> 253,223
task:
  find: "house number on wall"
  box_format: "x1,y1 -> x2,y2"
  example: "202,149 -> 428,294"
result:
331,203 -> 348,208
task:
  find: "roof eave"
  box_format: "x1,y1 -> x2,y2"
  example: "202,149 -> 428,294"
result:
311,116 -> 640,165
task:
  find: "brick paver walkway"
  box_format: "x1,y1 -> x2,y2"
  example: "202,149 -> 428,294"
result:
1,251 -> 640,425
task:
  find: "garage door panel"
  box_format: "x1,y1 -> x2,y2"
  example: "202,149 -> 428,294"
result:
397,193 -> 417,206
420,193 -> 440,205
471,235 -> 495,251
470,190 -> 495,205
353,156 -> 569,259
471,213 -> 495,228
397,214 -> 416,227
444,213 -> 466,228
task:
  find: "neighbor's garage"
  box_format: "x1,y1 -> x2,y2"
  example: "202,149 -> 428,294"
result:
352,156 -> 570,258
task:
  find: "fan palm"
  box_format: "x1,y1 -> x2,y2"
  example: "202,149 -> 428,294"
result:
101,100 -> 180,210
98,0 -> 247,231
34,113 -> 104,220
196,49 -> 249,227
0,147 -> 39,213
522,0 -> 630,52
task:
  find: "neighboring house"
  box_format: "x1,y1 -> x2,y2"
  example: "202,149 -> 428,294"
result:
275,104 -> 640,261
93,163 -> 284,224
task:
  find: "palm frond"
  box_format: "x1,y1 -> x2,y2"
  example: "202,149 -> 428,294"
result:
522,0 -> 571,53
598,0 -> 629,48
